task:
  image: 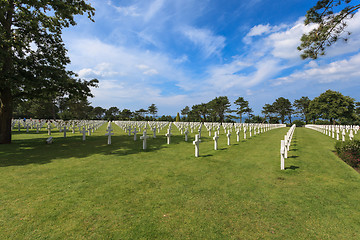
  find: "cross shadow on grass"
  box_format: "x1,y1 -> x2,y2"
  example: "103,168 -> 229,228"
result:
285,165 -> 300,170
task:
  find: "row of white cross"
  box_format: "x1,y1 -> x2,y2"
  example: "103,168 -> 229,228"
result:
105,121 -> 286,154
305,124 -> 359,141
280,124 -> 296,170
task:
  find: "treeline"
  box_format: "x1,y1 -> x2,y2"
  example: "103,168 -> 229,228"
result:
13,90 -> 360,124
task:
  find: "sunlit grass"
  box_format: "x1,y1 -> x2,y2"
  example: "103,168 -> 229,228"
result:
0,125 -> 359,239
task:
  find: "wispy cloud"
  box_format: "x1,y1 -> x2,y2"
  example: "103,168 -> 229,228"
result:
181,26 -> 226,58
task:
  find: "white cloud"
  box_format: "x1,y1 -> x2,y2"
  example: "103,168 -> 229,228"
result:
247,24 -> 272,37
181,26 -> 226,58
143,69 -> 159,75
144,0 -> 165,21
274,52 -> 360,85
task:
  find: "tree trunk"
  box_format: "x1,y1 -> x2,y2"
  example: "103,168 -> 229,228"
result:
0,89 -> 13,144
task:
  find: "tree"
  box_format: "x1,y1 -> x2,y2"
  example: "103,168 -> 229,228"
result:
190,103 -> 208,122
271,97 -> 293,124
298,0 -> 360,59
92,107 -> 106,120
105,107 -> 119,121
175,112 -> 180,122
119,109 -> 133,120
307,89 -> 355,124
181,106 -> 190,118
148,104 -> 158,118
234,97 -> 250,123
262,103 -> 274,123
207,96 -> 231,122
134,108 -> 148,120
293,97 -> 311,123
0,0 -> 97,143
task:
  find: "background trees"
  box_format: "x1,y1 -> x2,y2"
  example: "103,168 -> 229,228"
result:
293,97 -> 311,123
11,89 -> 359,124
307,90 -> 355,124
148,104 -> 158,118
234,97 -> 251,123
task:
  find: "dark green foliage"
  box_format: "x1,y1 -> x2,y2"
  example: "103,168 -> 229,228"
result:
181,106 -> 190,117
207,96 -> 231,122
294,97 -> 311,123
0,0 -> 97,143
335,140 -> 360,168
234,97 -> 252,123
308,89 -> 355,124
298,0 -> 360,59
293,120 -> 305,127
263,97 -> 293,124
148,103 -> 158,118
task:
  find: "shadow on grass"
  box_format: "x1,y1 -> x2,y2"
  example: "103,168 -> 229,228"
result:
285,165 -> 299,170
0,133 -> 193,167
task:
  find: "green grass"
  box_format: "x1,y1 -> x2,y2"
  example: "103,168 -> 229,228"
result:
0,125 -> 359,239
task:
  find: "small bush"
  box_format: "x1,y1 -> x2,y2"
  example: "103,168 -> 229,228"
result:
335,140 -> 360,168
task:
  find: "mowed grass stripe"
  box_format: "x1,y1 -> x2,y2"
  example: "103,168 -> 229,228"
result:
0,125 -> 359,239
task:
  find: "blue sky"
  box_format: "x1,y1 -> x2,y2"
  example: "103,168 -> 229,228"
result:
62,0 -> 360,116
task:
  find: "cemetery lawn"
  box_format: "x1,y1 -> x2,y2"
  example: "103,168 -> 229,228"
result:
0,125 -> 360,239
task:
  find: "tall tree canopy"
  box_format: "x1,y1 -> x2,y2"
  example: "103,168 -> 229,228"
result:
148,104 -> 158,118
308,89 -> 355,124
293,96 -> 311,123
271,97 -> 293,124
298,0 -> 360,59
207,96 -> 231,122
0,0 -> 97,143
234,97 -> 251,123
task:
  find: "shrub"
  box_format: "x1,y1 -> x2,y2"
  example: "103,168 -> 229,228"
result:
335,140 -> 360,168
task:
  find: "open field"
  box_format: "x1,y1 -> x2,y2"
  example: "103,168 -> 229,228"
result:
0,125 -> 359,239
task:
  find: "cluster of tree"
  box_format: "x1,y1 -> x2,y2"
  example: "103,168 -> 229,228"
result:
178,90 -> 359,125
262,90 -> 359,125
180,96 -> 252,123
13,99 -> 160,121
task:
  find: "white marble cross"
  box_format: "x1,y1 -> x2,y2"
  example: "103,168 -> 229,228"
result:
165,128 -> 172,144
349,129 -> 354,141
280,140 -> 285,170
193,134 -> 200,157
336,128 -> 340,141
80,127 -> 87,141
342,129 -> 346,142
213,131 -> 219,150
140,131 -> 150,150
152,127 -> 157,138
184,129 -> 189,142
226,130 -> 231,146
236,130 -> 240,142
284,135 -> 288,159
132,127 -> 139,141
127,126 -> 132,136
244,127 -> 247,140
105,127 -> 114,145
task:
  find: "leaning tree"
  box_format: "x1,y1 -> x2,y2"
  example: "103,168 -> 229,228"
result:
298,0 -> 360,59
0,1 -> 97,144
